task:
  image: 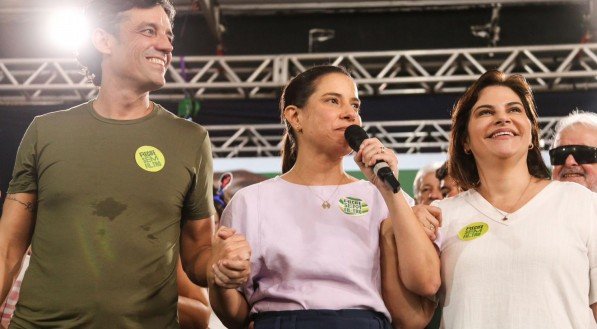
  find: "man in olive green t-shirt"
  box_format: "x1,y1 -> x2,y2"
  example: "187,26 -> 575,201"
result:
0,1 -> 250,328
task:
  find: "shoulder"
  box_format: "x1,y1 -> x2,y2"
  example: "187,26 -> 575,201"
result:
25,103 -> 92,138
227,177 -> 279,205
340,180 -> 385,202
153,103 -> 208,137
34,102 -> 91,124
434,189 -> 473,210
222,178 -> 278,224
350,179 -> 393,197
548,180 -> 593,194
352,179 -> 380,193
546,180 -> 596,204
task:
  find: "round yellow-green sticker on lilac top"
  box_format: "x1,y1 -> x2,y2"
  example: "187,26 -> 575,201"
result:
135,146 -> 165,172
338,196 -> 369,216
458,222 -> 489,241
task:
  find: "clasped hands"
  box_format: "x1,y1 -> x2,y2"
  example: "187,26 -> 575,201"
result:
208,226 -> 252,289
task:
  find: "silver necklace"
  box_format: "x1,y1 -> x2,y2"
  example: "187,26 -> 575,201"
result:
296,172 -> 346,209
479,177 -> 533,221
464,198 -> 509,224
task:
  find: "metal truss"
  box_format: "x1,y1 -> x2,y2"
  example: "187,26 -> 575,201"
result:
215,0 -> 587,13
0,43 -> 596,105
207,117 -> 563,158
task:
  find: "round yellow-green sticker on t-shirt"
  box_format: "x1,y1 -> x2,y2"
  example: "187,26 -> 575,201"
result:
458,222 -> 489,241
135,146 -> 165,172
338,196 -> 369,216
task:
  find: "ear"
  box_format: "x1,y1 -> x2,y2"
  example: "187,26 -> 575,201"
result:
463,136 -> 470,153
219,172 -> 233,190
283,105 -> 301,130
91,28 -> 114,55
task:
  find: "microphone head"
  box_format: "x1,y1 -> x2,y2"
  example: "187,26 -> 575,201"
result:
344,125 -> 369,151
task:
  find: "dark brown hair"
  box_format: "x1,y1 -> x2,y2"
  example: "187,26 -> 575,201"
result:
435,161 -> 449,181
77,0 -> 176,86
448,70 -> 550,190
279,65 -> 352,173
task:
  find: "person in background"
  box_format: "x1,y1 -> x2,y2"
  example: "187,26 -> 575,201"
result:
412,162 -> 445,245
550,110 -> 597,192
212,171 -> 268,226
413,163 -> 443,205
0,250 -> 29,329
435,162 -> 460,198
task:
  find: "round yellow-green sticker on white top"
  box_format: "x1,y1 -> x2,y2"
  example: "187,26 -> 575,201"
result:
135,146 -> 165,172
458,222 -> 489,241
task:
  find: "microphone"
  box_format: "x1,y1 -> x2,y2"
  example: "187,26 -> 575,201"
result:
344,125 -> 401,193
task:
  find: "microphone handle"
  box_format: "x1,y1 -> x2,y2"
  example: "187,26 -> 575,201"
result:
373,161 -> 401,193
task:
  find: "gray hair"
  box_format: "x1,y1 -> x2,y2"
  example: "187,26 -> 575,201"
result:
553,110 -> 597,147
413,162 -> 443,196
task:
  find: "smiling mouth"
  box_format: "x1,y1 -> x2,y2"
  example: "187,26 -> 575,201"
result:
488,131 -> 515,138
148,57 -> 166,66
562,173 -> 584,178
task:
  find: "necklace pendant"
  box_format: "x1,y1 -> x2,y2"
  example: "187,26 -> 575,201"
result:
502,216 -> 508,221
322,201 -> 331,209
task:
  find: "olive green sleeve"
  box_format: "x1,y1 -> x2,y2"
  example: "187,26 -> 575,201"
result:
182,130 -> 215,220
8,118 -> 39,194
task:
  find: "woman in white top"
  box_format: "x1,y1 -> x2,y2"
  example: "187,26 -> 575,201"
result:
207,65 -> 440,329
432,70 -> 597,328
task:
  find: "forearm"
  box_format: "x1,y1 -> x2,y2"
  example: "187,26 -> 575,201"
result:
0,242 -> 27,304
380,220 -> 436,328
178,296 -> 211,329
208,285 -> 250,329
181,216 -> 215,287
184,246 -> 211,287
384,192 -> 440,297
1,261 -> 17,304
0,194 -> 36,303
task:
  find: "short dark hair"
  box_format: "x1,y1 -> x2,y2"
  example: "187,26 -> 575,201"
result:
77,0 -> 176,86
448,70 -> 550,190
279,65 -> 352,173
435,161 -> 449,181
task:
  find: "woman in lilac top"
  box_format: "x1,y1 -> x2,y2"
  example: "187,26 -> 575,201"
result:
207,65 -> 440,329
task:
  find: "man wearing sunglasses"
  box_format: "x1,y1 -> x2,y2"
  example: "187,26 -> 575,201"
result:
550,111 -> 597,192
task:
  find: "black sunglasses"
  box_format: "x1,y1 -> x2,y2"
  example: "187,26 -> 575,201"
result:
549,145 -> 597,165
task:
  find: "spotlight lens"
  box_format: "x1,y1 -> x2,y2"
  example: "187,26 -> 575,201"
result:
47,8 -> 88,52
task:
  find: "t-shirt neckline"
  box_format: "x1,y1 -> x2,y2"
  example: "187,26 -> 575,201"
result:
86,100 -> 159,125
275,175 -> 365,188
468,180 -> 555,225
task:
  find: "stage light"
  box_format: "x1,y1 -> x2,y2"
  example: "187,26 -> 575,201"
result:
46,8 -> 88,53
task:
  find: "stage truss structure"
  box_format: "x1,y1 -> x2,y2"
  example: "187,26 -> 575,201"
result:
206,117 -> 563,158
0,43 -> 596,105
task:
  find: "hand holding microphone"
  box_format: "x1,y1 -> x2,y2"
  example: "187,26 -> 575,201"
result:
344,125 -> 401,193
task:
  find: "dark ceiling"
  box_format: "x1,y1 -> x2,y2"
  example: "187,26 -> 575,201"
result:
0,1 -> 592,58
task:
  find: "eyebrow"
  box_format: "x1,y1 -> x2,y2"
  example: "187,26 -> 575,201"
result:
473,101 -> 523,112
321,92 -> 360,102
137,22 -> 174,39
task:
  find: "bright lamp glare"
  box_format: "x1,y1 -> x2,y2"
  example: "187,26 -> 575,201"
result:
46,8 -> 88,52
